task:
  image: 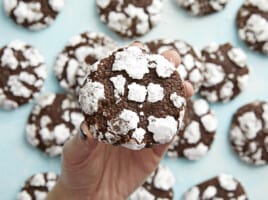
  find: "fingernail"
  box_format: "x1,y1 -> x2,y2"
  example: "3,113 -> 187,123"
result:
80,128 -> 88,140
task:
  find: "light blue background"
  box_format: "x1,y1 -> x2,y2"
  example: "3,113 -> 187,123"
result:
0,0 -> 268,199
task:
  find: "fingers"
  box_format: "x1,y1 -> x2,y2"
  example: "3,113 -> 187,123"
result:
184,81 -> 194,98
62,121 -> 98,166
152,142 -> 171,158
161,50 -> 181,67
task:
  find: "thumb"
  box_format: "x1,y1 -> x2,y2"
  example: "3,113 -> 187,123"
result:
62,121 -> 98,166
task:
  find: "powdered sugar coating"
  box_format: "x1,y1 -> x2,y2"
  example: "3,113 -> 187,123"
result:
4,0 -> 65,31
167,98 -> 217,160
200,43 -> 250,102
184,174 -> 248,200
145,39 -> 204,92
177,0 -> 229,16
0,40 -> 46,110
26,93 -> 84,157
17,172 -> 58,200
230,101 -> 268,165
80,46 -> 186,149
128,165 -> 175,200
54,31 -> 117,95
236,0 -> 268,55
96,0 -> 164,38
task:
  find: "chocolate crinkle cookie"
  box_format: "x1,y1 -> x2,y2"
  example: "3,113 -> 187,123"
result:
96,0 -> 164,38
3,0 -> 65,31
183,174 -> 248,200
167,98 -> 217,160
177,0 -> 229,16
199,43 -> 250,103
0,40 -> 47,110
236,0 -> 268,55
128,165 -> 175,200
79,46 -> 186,150
17,172 -> 58,200
54,31 -> 117,95
26,93 -> 85,157
145,39 -> 204,92
230,101 -> 268,166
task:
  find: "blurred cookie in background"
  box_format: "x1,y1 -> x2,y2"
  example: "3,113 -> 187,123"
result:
236,0 -> 268,55
17,172 -> 58,200
96,0 -> 164,38
230,100 -> 268,166
54,31 -> 117,95
0,40 -> 47,110
183,174 -> 248,200
128,165 -> 175,200
26,93 -> 84,157
3,0 -> 65,30
177,0 -> 229,16
167,98 -> 217,160
199,43 -> 250,103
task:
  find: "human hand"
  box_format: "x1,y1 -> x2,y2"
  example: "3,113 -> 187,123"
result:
47,42 -> 194,200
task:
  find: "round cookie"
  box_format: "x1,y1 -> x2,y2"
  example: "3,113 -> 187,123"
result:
230,101 -> 268,166
96,0 -> 164,38
183,174 -> 248,200
128,165 -> 175,200
26,93 -> 85,157
177,0 -> 229,16
167,98 -> 217,160
3,0 -> 64,31
54,31 -> 117,95
145,39 -> 204,92
0,40 -> 47,110
79,46 -> 186,150
199,43 -> 250,103
236,0 -> 268,55
17,172 -> 58,200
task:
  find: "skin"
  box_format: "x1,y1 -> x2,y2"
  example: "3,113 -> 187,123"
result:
47,42 -> 194,200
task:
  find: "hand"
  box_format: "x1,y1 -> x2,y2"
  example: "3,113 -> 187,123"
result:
47,42 -> 194,200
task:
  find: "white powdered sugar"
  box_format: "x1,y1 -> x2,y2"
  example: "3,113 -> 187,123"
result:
218,174 -> 238,191
127,83 -> 147,103
183,143 -> 209,160
170,92 -> 186,108
238,112 -> 262,139
48,0 -> 64,12
113,47 -> 149,79
148,116 -> 178,143
110,75 -> 126,100
79,81 -> 105,115
201,114 -> 218,132
153,165 -> 175,191
147,83 -> 164,103
203,63 -> 225,87
227,48 -> 247,68
128,187 -> 155,200
202,186 -> 217,199
108,109 -> 139,135
184,121 -> 201,144
193,99 -> 209,116
184,186 -> 200,199
247,0 -> 268,12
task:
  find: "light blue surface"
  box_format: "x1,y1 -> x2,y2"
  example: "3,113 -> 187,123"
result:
0,0 -> 267,199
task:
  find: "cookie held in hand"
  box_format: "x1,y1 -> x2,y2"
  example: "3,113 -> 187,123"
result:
79,46 -> 186,150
